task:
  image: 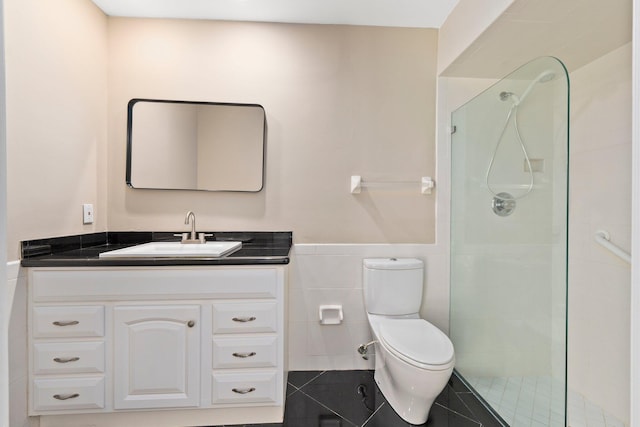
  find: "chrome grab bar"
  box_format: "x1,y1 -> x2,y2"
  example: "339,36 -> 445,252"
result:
594,230 -> 631,264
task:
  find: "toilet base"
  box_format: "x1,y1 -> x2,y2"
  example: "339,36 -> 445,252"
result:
374,368 -> 435,425
373,341 -> 453,425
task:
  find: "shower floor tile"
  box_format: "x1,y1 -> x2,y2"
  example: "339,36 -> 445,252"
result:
465,375 -> 627,427
204,370 -> 502,427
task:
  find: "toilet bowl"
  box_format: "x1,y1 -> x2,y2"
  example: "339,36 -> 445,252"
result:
368,314 -> 454,424
363,258 -> 455,425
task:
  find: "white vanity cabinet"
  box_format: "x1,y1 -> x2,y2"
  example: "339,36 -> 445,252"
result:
30,305 -> 107,412
27,266 -> 287,426
210,301 -> 279,406
113,304 -> 201,409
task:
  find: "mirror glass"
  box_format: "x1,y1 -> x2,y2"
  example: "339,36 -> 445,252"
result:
127,99 -> 265,192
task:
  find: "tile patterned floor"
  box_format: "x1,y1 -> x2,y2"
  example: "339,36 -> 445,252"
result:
466,375 -> 627,427
465,375 -> 565,427
566,390 -> 626,427
208,370 -> 503,427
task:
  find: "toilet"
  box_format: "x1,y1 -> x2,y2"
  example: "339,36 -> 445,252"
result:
363,258 -> 455,425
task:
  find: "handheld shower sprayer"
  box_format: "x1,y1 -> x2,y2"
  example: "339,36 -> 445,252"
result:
486,69 -> 557,208
499,91 -> 515,101
500,70 -> 556,106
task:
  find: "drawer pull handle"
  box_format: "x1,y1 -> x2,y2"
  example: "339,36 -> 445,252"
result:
53,393 -> 79,401
53,357 -> 80,364
187,320 -> 196,328
52,320 -> 79,327
232,387 -> 256,394
232,352 -> 256,358
232,316 -> 256,323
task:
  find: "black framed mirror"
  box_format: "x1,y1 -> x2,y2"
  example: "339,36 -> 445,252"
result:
126,99 -> 266,192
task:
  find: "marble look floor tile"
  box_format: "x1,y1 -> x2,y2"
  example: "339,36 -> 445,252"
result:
206,370 -> 502,427
283,388 -> 358,427
296,370 -> 384,426
287,370 -> 325,388
435,383 -> 481,421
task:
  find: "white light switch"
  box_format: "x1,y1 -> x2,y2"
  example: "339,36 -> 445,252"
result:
83,204 -> 94,224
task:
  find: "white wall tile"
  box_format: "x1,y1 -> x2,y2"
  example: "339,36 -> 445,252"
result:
8,276 -> 27,380
8,266 -> 28,427
287,243 -> 447,370
287,289 -> 308,322
290,254 -> 362,289
8,374 -> 28,427
568,43 -> 632,425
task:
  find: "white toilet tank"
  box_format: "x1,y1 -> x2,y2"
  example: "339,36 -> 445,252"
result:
363,258 -> 424,315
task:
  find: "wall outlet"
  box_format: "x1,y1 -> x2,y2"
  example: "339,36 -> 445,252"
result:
83,203 -> 94,224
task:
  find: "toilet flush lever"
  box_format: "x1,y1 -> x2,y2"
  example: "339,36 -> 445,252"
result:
357,341 -> 377,360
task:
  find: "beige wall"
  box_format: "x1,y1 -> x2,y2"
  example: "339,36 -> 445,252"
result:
5,0 -> 108,260
568,42 -> 632,424
437,0 -> 514,75
107,19 -> 438,243
4,7 -> 439,252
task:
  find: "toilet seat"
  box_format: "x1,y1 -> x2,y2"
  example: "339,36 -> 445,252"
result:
379,319 -> 454,370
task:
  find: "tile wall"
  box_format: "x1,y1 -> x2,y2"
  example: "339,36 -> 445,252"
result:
287,243 -> 449,371
568,42 -> 632,425
8,262 -> 29,427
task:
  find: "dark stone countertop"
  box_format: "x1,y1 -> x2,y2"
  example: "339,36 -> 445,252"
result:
21,231 -> 292,267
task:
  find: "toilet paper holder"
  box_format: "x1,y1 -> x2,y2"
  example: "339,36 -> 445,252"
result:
318,305 -> 343,325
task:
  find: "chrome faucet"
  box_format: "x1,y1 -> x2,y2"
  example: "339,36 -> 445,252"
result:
185,211 -> 197,241
177,211 -> 212,244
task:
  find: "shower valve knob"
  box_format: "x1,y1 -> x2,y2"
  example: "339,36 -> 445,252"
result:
492,192 -> 516,217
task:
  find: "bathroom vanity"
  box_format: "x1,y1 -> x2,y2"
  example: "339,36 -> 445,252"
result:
21,231 -> 291,427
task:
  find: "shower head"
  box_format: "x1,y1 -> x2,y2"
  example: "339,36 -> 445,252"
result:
499,91 -> 514,101
499,91 -> 521,105
516,70 -> 556,106
499,69 -> 556,106
537,70 -> 556,83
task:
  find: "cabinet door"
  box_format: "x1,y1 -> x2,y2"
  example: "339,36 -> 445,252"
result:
113,305 -> 200,409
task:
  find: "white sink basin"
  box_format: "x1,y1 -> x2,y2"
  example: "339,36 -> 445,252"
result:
99,241 -> 242,258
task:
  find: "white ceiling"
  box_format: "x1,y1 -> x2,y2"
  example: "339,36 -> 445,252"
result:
89,0 -> 459,28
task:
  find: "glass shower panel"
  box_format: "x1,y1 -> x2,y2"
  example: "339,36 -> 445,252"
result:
450,56 -> 569,427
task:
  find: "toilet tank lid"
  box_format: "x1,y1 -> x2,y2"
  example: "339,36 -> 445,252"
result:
363,258 -> 423,270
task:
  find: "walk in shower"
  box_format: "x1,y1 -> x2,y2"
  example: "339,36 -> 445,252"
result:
450,57 -> 569,427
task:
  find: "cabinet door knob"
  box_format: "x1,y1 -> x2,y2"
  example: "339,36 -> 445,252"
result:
232,387 -> 256,394
52,320 -> 79,327
187,320 -> 196,328
53,393 -> 79,401
231,316 -> 256,323
232,352 -> 256,358
53,357 -> 80,363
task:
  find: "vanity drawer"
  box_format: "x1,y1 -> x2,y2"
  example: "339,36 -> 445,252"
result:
212,302 -> 277,334
33,341 -> 105,375
211,370 -> 277,405
32,376 -> 105,412
32,306 -> 104,338
212,336 -> 277,369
